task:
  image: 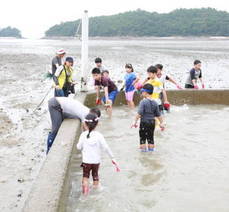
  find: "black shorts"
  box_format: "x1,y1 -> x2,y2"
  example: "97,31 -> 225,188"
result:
185,84 -> 194,89
81,163 -> 100,181
139,121 -> 155,145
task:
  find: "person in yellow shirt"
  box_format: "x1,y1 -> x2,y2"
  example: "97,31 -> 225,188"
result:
53,57 -> 75,97
144,65 -> 169,113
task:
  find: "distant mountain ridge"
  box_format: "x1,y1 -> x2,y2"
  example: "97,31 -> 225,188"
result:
0,26 -> 22,38
45,8 -> 229,37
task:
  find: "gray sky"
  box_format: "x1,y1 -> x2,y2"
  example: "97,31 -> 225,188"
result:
0,0 -> 227,38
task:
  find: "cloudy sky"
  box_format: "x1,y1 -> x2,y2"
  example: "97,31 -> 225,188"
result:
0,0 -> 227,38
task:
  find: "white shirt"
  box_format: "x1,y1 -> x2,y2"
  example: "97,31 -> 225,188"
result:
158,73 -> 171,86
56,97 -> 89,121
158,74 -> 166,85
77,131 -> 114,164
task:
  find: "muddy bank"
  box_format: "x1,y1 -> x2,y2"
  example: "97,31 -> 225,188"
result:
0,51 -> 52,211
0,38 -> 83,211
0,108 -> 43,211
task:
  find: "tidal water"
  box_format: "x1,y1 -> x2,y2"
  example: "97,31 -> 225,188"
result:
66,105 -> 229,212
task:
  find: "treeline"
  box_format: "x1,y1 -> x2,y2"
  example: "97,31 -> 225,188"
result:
0,26 -> 22,38
45,8 -> 229,37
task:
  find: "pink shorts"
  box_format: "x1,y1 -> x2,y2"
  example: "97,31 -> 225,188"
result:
125,90 -> 135,102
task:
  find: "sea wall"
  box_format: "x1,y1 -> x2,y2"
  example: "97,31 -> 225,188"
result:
84,89 -> 229,107
23,94 -> 86,212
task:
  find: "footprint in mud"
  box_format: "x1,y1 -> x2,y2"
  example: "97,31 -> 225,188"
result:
140,172 -> 164,186
138,157 -> 164,171
127,170 -> 137,179
140,199 -> 156,208
138,157 -> 165,186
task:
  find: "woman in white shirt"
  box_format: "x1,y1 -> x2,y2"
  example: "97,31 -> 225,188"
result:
46,97 -> 100,154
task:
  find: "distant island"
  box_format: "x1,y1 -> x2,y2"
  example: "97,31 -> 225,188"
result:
0,26 -> 22,38
45,8 -> 229,37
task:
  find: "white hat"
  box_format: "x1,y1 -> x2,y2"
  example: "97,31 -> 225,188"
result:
56,49 -> 66,55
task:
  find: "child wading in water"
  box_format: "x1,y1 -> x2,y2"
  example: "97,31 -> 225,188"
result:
144,65 -> 169,113
131,84 -> 164,152
92,68 -> 118,117
77,113 -> 119,195
123,64 -> 139,109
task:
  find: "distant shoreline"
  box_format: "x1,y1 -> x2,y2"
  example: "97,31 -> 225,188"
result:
0,36 -> 24,39
1,36 -> 229,41
42,36 -> 229,41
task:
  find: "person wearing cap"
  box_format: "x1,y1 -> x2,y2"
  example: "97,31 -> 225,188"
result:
131,83 -> 164,152
46,97 -> 101,154
52,49 -> 66,76
94,57 -> 106,72
53,57 -> 75,97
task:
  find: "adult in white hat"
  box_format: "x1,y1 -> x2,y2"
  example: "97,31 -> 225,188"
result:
51,48 -> 66,76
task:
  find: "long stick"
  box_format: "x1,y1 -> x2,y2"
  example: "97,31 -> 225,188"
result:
33,86 -> 53,113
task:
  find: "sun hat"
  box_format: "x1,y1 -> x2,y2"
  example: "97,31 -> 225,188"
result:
56,49 -> 66,55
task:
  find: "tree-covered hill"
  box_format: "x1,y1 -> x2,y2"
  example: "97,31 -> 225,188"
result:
45,8 -> 229,37
0,26 -> 22,38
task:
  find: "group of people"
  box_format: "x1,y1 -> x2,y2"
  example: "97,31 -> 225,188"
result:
91,58 -> 204,116
46,49 -> 204,195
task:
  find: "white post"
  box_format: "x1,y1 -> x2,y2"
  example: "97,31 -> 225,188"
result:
81,10 -> 89,92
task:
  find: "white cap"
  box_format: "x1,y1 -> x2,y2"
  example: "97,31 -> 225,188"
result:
56,48 -> 66,55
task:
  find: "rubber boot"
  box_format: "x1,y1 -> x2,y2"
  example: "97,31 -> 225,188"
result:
140,148 -> 148,152
46,132 -> 55,154
148,148 -> 155,152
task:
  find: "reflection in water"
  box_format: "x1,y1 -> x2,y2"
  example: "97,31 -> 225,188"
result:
65,105 -> 229,212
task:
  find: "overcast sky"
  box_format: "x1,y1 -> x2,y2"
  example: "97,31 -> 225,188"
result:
0,0 -> 227,38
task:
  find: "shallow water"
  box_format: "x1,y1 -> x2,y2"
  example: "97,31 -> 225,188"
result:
66,105 -> 229,212
1,37 -> 229,211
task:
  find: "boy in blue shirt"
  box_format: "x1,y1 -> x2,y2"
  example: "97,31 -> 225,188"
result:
131,84 -> 164,152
